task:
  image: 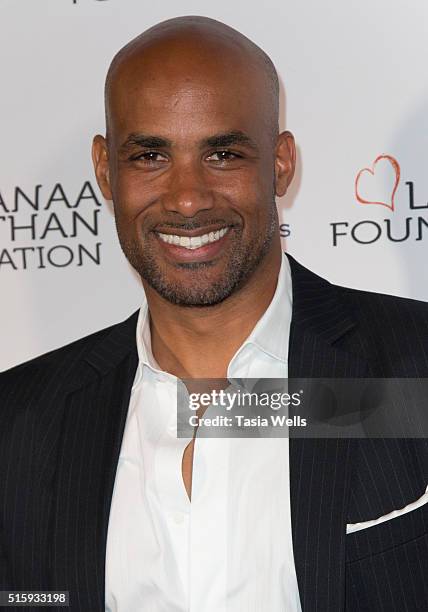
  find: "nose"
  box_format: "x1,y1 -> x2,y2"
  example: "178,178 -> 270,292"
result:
161,161 -> 215,217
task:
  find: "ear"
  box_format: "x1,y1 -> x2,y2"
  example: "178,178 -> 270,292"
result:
92,135 -> 112,200
274,131 -> 296,197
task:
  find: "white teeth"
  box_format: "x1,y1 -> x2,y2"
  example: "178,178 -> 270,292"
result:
157,227 -> 229,250
191,236 -> 202,248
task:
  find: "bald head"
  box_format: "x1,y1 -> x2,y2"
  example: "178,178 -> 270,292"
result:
104,16 -> 279,141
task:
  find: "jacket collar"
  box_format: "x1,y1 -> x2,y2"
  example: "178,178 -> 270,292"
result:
287,253 -> 357,346
64,310 -> 139,392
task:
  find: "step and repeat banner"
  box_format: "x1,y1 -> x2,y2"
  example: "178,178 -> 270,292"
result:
1,0 -> 428,370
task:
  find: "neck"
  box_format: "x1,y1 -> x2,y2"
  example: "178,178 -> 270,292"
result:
143,245 -> 283,378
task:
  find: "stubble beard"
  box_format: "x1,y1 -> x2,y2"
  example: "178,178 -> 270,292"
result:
117,201 -> 278,307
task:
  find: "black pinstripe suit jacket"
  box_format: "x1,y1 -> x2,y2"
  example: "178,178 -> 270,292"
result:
1,254 -> 428,612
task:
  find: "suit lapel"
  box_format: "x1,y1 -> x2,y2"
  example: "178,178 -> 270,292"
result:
50,312 -> 139,612
287,255 -> 369,612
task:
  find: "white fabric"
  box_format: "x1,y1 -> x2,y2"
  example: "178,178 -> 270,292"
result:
346,483 -> 428,534
105,253 -> 302,612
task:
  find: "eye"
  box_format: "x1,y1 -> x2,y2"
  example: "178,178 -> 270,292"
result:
130,151 -> 168,164
206,150 -> 242,163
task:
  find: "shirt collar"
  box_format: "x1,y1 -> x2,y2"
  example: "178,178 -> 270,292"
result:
135,301 -> 158,371
228,251 -> 292,367
134,251 -> 292,381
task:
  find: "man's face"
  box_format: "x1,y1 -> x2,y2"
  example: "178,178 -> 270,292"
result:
94,44 -> 295,306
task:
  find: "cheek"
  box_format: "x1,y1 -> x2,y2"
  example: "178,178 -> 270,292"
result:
219,160 -> 272,199
225,171 -> 274,220
112,170 -> 160,220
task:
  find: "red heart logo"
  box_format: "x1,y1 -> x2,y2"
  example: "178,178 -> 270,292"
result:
355,155 -> 400,211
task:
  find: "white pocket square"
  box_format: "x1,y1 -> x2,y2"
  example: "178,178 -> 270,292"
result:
346,484 -> 428,534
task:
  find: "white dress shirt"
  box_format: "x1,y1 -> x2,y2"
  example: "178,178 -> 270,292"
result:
105,253 -> 302,611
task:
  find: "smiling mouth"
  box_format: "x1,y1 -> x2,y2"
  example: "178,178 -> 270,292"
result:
156,227 -> 230,250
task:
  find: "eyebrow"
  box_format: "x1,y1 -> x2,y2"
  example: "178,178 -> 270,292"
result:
120,134 -> 172,151
201,131 -> 259,151
119,130 -> 258,152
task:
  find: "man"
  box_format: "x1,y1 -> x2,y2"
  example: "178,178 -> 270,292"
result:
1,15 -> 427,612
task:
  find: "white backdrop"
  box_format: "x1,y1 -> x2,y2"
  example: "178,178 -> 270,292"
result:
1,0 -> 428,370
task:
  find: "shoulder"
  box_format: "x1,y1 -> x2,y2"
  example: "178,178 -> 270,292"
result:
287,253 -> 428,374
288,252 -> 428,333
338,283 -> 428,332
335,284 -> 428,375
0,310 -> 139,406
0,311 -> 139,476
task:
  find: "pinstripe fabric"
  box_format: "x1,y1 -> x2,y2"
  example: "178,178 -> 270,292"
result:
0,316 -> 138,611
0,253 -> 427,611
288,256 -> 428,611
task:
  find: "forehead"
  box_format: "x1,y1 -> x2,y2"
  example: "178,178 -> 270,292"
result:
107,42 -> 271,143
